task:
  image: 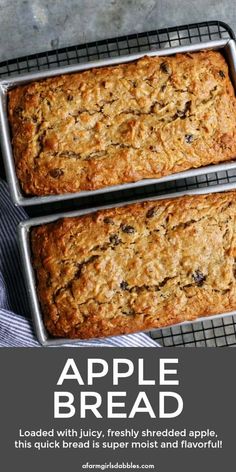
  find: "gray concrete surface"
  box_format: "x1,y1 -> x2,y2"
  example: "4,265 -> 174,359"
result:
0,0 -> 235,61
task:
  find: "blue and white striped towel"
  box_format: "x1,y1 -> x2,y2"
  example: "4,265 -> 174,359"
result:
0,178 -> 159,347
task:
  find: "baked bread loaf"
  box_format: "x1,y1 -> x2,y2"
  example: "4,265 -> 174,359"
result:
31,191 -> 236,339
9,50 -> 236,196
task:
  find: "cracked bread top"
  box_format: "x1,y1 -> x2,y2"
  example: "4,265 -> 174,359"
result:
8,50 -> 236,196
31,191 -> 236,339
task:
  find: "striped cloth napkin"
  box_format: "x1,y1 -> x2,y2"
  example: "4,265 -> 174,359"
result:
0,178 -> 159,347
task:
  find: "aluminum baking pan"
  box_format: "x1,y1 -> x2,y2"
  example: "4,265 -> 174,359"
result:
18,182 -> 236,346
1,39 -> 236,206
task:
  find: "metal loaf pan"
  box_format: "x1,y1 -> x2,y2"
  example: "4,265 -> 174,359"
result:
1,39 -> 236,206
18,183 -> 236,346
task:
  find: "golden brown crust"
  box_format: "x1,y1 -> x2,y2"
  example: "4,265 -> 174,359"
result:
31,191 -> 236,339
8,51 -> 236,196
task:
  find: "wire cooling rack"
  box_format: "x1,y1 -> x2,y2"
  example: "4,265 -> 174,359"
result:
0,20 -> 236,346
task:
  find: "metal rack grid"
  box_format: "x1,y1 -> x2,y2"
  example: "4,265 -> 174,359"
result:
0,20 -> 236,346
